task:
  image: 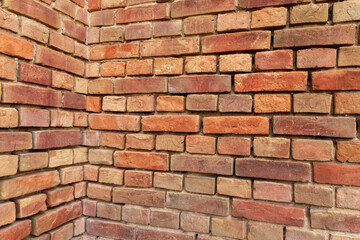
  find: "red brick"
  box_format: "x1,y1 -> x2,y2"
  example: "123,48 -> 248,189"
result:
236,159 -> 310,182
116,4 -> 169,23
211,218 -> 245,239
72,0 -> 85,7
100,26 -> 124,42
125,23 -> 151,40
127,59 -> 153,76
166,192 -> 229,216
76,8 -> 89,25
90,43 -> 139,60
218,95 -> 252,113
101,62 -> 126,77
312,70 -> 360,91
114,151 -> 169,171
0,55 -> 16,81
49,31 -> 74,54
235,72 -> 307,92
101,132 -> 125,149
99,167 -> 124,186
89,114 -> 140,131
60,166 -> 83,185
0,32 -> 33,60
184,16 -> 215,35
18,63 -> 51,86
32,201 -> 82,236
151,209 -> 179,229
138,229 -> 193,240
217,177 -> 251,199
254,181 -> 292,203
0,9 -> 18,33
247,223 -> 283,240
172,0 -> 235,18
253,137 -> 290,158
171,154 -> 233,175
217,137 -> 250,156
336,187 -> 360,210
126,134 -> 154,150
0,132 -> 32,153
239,0 -> 309,8
169,75 -> 231,93
186,135 -> 216,155
185,56 -> 216,74
185,175 -> 215,195
274,25 -> 356,48
88,79 -> 113,94
293,139 -> 334,161
154,20 -> 182,37
49,109 -> 72,127
86,96 -> 102,112
84,165 -> 99,182
337,141 -> 360,163
0,171 -> 59,200
82,199 -> 96,217
254,94 -> 291,113
181,212 -> 209,233
142,115 -> 199,132
102,0 -> 126,9
27,107 -> 50,126
63,92 -> 86,110
36,46 -> 84,76
252,7 -> 287,29
156,96 -> 185,112
91,10 -> 113,26
294,184 -> 333,207
297,48 -> 336,69
0,202 -> 15,226
87,183 -> 112,202
114,77 -> 167,94
4,0 -> 60,28
274,116 -> 356,138
64,20 -> 86,42
203,116 -> 269,135
19,152 -> 48,172
154,57 -> 183,75
286,228 -> 325,240
217,12 -> 249,32
232,199 -> 305,226
97,202 -> 121,221
330,235 -> 360,240
314,163 -> 360,186
33,130 -> 82,149
141,37 -> 199,57
125,170 -> 153,187
335,93 -> 360,114
202,31 -> 270,53
255,50 -> 293,70
88,0 -> 100,11
122,205 -> 149,225
294,93 -> 332,113
54,0 -> 76,18
15,194 -> 46,219
127,0 -> 156,5
311,210 -> 360,233
46,186 -> 74,207
74,113 -> 88,127
74,217 -> 86,235
186,94 -> 217,111
113,188 -> 165,207
49,223 -> 73,240
52,71 -> 74,91
156,135 -> 185,152
0,220 -> 31,240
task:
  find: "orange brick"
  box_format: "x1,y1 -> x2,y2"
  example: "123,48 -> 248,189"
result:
184,16 -> 214,35
125,170 -> 153,188
186,135 -> 216,155
127,59 -> 153,76
217,12 -> 249,32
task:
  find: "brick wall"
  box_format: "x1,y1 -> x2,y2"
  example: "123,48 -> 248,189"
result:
0,0 -> 360,239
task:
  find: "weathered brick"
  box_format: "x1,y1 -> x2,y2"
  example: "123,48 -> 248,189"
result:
184,16 -> 214,35
142,115 -> 199,132
333,1 -> 360,23
339,46 -> 360,67
125,170 -> 152,187
46,186 -> 74,207
15,194 -> 46,219
154,57 -> 183,75
74,78 -> 88,94
88,27 -> 100,44
83,130 -> 99,146
86,218 -> 135,240
235,72 -> 307,92
219,95 -> 252,113
103,96 -> 126,112
290,3 -> 328,24
172,0 -> 235,18
217,12 -> 249,32
294,93 -> 332,113
154,172 -> 183,191
49,223 -> 73,240
74,112 -> 88,127
100,26 -> 124,42
90,10 -> 113,26
101,132 -> 125,149
151,210 -> 179,229
219,54 -> 252,73
113,188 -> 165,207
253,137 -> 290,158
336,187 -> 360,210
73,148 -> 87,164
252,7 -> 287,29
101,0 -> 126,9
232,199 -> 305,226
156,96 -> 185,112
337,141 -> 360,163
335,92 -> 360,114
101,62 -> 126,77
186,94 -> 217,111
185,175 -> 215,195
89,114 -> 140,131
297,48 -> 336,69
292,139 -> 334,161
141,37 -> 200,57
236,159 -> 310,182
211,218 -> 245,239
4,0 -> 60,28
117,4 -> 169,23
311,210 -> 360,233
185,56 -> 217,73
19,152 -> 48,172
87,183 -> 112,202
88,79 -> 113,94
171,154 -> 233,175
19,108 -> 49,127
0,220 -> 31,240
186,135 -> 215,155
114,77 -> 167,94
156,135 -> 185,152
314,163 -> 360,186
63,92 -> 86,110
90,43 -> 139,60
99,167 -> 124,186
50,109 -> 73,127
255,50 -> 293,70
97,202 -> 121,221
0,9 -> 18,33
137,229 -> 193,240
330,235 -> 360,240
84,165 -> 99,182
217,177 -> 251,198
0,108 -> 18,128
0,202 -> 15,226
169,75 -> 231,93
89,149 -> 113,165
126,134 -> 154,150
273,116 -> 356,138
52,71 -> 74,91
127,59 -> 153,76
0,55 -> 16,81
254,181 -> 292,203
239,0 -> 310,9
217,137 -> 251,156
275,25 -> 356,48
82,199 -> 96,217
181,212 -> 209,233
0,132 -> 32,153
21,18 -> 49,43
154,20 -> 182,37
33,130 -> 82,149
248,223 -> 283,240
125,22 -> 151,40
122,205 -> 149,225
203,116 -> 269,135
312,70 -> 360,91
295,184 -> 333,207
60,166 -> 83,185
203,31 -> 270,53
254,94 -> 291,113
114,151 -> 168,171
49,149 -> 73,168
49,31 -> 74,54
127,95 -> 154,112
64,19 -> 86,42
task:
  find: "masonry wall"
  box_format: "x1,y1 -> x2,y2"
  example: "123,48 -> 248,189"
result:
0,0 -> 360,239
